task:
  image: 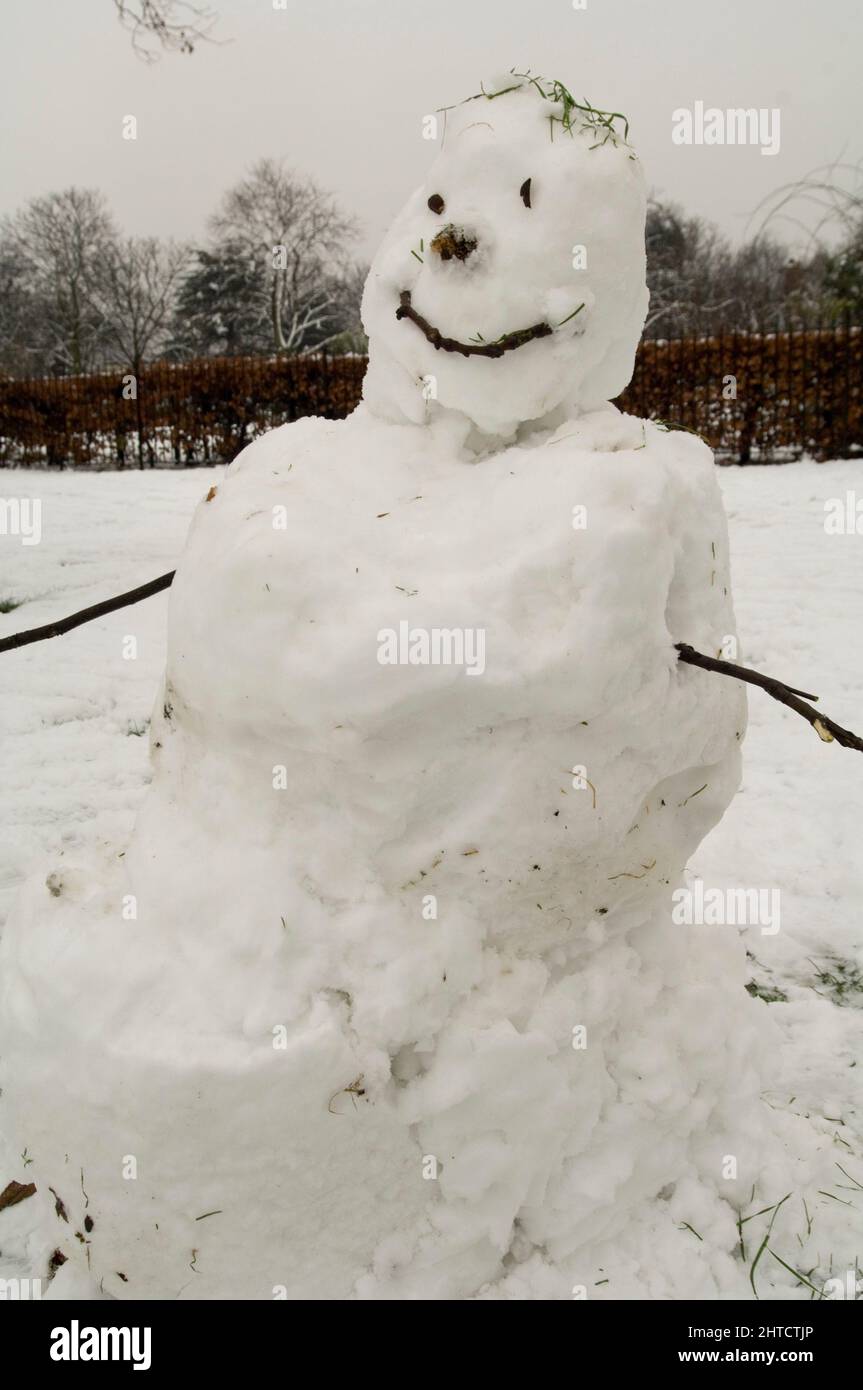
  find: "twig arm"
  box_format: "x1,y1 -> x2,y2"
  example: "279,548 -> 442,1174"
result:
2,585 -> 862,756
0,571 -> 176,654
676,642 -> 863,753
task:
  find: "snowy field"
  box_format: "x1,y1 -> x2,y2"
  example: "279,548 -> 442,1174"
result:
1,456 -> 862,1298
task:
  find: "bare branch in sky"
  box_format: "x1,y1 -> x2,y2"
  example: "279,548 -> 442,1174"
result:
113,0 -> 220,61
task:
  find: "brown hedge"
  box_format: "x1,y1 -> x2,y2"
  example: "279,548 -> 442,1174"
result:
0,354 -> 367,469
0,328 -> 860,468
619,324 -> 863,463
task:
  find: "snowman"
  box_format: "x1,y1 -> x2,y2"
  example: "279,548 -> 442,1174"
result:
0,75 -> 776,1301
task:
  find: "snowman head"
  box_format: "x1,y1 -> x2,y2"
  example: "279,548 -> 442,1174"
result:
361,74 -> 649,439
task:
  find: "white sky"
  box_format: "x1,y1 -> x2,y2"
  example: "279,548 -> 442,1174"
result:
1,0 -> 860,259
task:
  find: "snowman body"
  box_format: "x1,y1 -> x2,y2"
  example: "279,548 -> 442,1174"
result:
0,80 -> 763,1300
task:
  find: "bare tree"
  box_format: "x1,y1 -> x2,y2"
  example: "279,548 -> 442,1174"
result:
0,237 -> 43,374
643,195 -> 830,334
722,234 -> 809,329
113,0 -> 219,60
91,236 -> 191,372
2,188 -> 117,373
644,197 -> 735,336
209,159 -> 359,354
751,161 -> 863,322
751,159 -> 863,249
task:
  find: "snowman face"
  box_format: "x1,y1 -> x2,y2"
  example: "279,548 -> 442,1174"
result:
361,84 -> 649,437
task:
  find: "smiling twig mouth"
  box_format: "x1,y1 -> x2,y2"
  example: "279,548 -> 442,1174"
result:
396,290 -> 553,358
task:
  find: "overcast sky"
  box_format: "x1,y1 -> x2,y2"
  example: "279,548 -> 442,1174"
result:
2,0 -> 860,260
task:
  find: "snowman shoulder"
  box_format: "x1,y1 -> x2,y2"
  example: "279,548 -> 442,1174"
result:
225,412 -> 344,483
643,418 -> 715,469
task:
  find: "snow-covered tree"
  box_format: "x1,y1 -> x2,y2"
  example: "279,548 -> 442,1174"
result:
0,237 -> 44,375
822,226 -> 863,320
167,245 -> 272,358
323,260 -> 370,354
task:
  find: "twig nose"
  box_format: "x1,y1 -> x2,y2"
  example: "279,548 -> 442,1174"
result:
430,225 -> 478,262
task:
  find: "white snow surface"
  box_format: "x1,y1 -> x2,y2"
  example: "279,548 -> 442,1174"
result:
0,457 -> 861,1300
0,79 -> 860,1301
1,402 -> 752,1299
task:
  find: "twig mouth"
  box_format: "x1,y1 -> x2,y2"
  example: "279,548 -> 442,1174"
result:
395,290 -> 553,359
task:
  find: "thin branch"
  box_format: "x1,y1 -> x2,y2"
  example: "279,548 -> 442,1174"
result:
676,643 -> 863,753
0,571 -> 175,654
113,0 -> 219,61
396,290 -> 553,358
2,589 -> 862,756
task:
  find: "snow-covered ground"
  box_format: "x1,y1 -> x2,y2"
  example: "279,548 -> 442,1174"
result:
1,457 -> 861,1298
693,459 -> 863,1298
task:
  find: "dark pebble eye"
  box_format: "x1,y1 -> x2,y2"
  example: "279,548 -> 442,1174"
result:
427,193 -> 445,214
520,178 -> 532,208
